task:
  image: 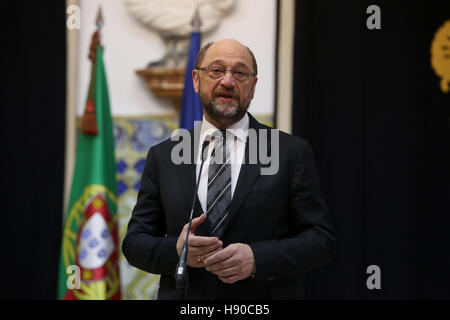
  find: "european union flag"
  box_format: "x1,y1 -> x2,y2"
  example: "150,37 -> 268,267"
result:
179,31 -> 203,130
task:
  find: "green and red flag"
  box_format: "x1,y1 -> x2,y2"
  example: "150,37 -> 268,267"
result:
58,27 -> 120,300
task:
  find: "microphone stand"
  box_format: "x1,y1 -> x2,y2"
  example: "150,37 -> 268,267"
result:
175,137 -> 211,300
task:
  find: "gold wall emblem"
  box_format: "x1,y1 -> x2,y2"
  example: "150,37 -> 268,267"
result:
431,20 -> 450,93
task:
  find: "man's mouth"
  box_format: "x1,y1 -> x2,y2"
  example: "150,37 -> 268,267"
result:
215,92 -> 235,103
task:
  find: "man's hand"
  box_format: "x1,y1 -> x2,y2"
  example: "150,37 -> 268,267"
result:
176,213 -> 223,268
203,243 -> 255,284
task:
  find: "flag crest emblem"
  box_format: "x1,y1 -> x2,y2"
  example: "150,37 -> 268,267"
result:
62,186 -> 120,300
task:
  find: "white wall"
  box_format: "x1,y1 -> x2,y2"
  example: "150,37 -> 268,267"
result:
77,0 -> 277,117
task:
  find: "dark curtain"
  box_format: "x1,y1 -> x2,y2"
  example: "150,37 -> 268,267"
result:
292,0 -> 450,299
0,2 -> 66,299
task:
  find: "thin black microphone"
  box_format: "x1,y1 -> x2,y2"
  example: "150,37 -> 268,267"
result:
175,136 -> 212,296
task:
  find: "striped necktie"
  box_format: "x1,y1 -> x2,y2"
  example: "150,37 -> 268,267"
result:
206,130 -> 231,237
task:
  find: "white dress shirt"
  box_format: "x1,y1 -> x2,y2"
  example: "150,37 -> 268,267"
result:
195,113 -> 249,214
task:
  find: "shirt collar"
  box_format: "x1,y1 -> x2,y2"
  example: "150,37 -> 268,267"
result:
200,113 -> 249,143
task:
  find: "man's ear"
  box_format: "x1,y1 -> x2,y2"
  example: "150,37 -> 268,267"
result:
193,70 -> 199,93
250,76 -> 258,100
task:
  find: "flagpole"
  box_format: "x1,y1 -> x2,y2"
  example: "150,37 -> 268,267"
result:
96,6 -> 103,36
63,0 -> 80,217
192,1 -> 201,32
80,6 -> 104,135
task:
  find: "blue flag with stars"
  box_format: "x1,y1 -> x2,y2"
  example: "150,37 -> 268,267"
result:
179,31 -> 203,130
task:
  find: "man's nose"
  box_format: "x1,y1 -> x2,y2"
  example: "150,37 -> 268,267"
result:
221,70 -> 235,87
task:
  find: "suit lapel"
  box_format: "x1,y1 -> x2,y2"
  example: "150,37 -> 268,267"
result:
226,153 -> 261,228
178,162 -> 196,211
179,158 -> 214,235
177,127 -> 197,213
176,126 -> 212,235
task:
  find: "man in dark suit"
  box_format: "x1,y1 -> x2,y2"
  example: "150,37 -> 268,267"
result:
122,39 -> 336,299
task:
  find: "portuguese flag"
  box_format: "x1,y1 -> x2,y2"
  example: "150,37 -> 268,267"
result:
58,33 -> 120,300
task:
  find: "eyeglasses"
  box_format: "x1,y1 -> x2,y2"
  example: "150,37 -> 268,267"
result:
196,65 -> 256,82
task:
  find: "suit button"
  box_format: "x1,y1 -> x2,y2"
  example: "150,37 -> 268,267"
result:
267,275 -> 275,282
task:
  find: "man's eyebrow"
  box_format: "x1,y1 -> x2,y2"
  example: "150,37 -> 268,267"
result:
207,59 -> 226,66
207,60 -> 251,69
232,62 -> 251,70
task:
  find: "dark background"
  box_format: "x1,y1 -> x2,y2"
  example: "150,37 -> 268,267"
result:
0,2 -> 66,299
292,0 -> 450,299
1,0 -> 449,299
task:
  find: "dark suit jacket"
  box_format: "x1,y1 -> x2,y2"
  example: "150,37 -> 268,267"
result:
122,113 -> 336,300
